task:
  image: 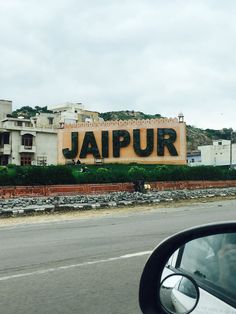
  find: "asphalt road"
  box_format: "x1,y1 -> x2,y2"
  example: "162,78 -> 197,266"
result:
0,199 -> 235,314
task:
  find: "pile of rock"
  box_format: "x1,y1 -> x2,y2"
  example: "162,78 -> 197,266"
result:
0,187 -> 235,217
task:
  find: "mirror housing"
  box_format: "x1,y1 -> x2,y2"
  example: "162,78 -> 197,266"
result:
139,222 -> 236,314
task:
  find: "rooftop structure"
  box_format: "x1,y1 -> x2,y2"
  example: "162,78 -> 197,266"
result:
48,102 -> 84,113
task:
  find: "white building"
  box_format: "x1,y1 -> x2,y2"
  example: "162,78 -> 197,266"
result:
0,100 -> 102,166
48,102 -> 83,125
31,112 -> 61,129
30,102 -> 101,129
0,99 -> 12,121
47,102 -> 101,125
0,100 -> 57,166
198,139 -> 236,167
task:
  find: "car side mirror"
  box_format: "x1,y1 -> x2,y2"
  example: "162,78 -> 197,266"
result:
139,222 -> 236,314
160,274 -> 199,314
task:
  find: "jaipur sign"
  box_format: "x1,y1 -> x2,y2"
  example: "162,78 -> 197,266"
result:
58,118 -> 186,164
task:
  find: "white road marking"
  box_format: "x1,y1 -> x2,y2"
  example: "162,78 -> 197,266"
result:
120,251 -> 152,258
0,251 -> 152,281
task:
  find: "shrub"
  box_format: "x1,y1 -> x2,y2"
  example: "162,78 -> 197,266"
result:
153,165 -> 172,181
26,166 -> 47,185
0,164 -> 235,185
74,171 -> 96,184
0,166 -> 7,174
95,168 -> 112,183
188,166 -> 224,181
228,168 -> 236,180
0,166 -> 14,186
128,166 -> 147,181
13,166 -> 31,185
110,168 -> 130,183
45,165 -> 76,184
169,166 -> 191,181
6,164 -> 16,168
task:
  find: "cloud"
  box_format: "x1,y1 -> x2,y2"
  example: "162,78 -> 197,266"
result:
0,0 -> 236,129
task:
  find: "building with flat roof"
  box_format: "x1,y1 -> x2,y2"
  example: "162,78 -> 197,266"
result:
0,101 -> 57,166
0,100 -> 102,166
0,100 -> 12,121
47,102 -> 101,125
198,139 -> 236,167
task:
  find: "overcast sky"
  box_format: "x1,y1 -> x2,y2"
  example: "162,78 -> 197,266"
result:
1,0 -> 236,130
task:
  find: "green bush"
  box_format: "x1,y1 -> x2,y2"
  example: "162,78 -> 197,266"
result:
95,168 -> 112,183
25,166 -> 47,185
3,165 -> 76,185
6,164 -> 16,168
0,166 -> 7,174
0,164 -> 235,186
128,166 -> 147,181
227,168 -> 236,180
45,165 -> 76,185
74,168 -> 97,184
110,168 -> 130,183
0,166 -> 14,186
187,166 -> 224,181
153,165 -> 172,181
14,166 -> 31,185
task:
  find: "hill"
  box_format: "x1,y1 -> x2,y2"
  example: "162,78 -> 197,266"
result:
11,107 -> 234,151
100,110 -> 162,121
11,106 -> 52,119
99,110 -> 235,151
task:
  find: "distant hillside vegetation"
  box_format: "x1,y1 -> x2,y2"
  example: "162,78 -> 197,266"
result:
100,110 -> 162,121
100,110 -> 235,151
11,106 -> 52,119
187,126 -> 212,151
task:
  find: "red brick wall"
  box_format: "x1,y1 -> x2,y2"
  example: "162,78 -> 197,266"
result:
0,181 -> 236,199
